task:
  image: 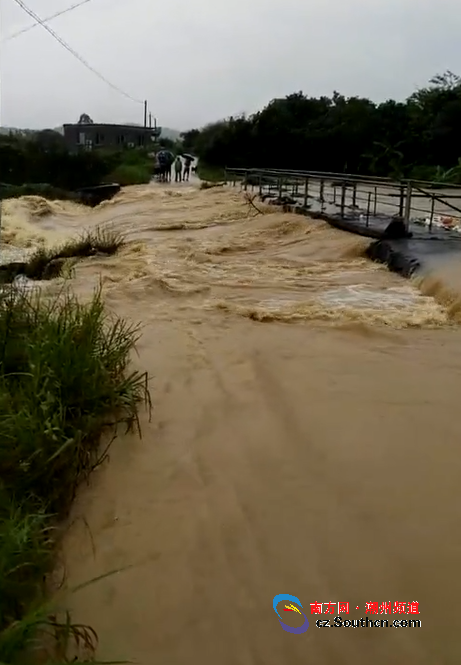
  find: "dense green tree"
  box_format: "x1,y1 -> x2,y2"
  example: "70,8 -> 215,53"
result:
184,72 -> 461,183
0,134 -> 139,190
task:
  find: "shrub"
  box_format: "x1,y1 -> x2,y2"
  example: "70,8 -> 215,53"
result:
0,284 -> 150,662
0,183 -> 79,203
0,136 -> 109,190
103,164 -> 151,186
0,229 -> 124,284
196,163 -> 226,182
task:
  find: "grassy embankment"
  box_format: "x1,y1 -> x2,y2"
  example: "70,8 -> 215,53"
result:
0,149 -> 154,205
102,149 -> 153,186
0,231 -> 150,663
196,163 -> 226,183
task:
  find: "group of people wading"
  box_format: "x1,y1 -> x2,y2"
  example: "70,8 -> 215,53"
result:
154,150 -> 194,183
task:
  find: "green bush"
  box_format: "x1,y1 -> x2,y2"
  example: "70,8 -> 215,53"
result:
408,165 -> 440,182
104,164 -> 151,186
0,134 -> 154,194
0,135 -> 109,191
0,285 -> 150,662
181,71 -> 461,179
0,183 -> 79,203
196,163 -> 225,182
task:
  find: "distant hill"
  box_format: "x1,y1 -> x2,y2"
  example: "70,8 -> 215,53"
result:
0,126 -> 23,135
1,125 -> 181,139
0,126 -> 63,135
160,127 -> 181,141
122,125 -> 181,140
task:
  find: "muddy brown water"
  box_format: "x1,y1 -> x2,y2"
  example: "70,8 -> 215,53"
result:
4,184 -> 461,664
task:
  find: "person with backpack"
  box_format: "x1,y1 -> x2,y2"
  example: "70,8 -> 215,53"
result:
156,150 -> 167,182
157,150 -> 174,182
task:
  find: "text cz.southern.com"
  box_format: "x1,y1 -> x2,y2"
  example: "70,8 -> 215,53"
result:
316,616 -> 421,628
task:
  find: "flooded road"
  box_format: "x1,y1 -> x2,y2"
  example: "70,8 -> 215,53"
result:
4,184 -> 461,664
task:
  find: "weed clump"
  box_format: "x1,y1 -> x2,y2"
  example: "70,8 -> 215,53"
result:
0,228 -> 125,284
200,181 -> 225,190
0,284 -> 150,663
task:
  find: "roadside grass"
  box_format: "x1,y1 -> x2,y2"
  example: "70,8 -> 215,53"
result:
0,283 -> 150,663
103,164 -> 151,187
0,146 -> 153,201
196,164 -> 226,183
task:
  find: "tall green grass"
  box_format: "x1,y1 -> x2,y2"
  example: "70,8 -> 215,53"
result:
100,149 -> 154,186
196,164 -> 226,183
0,284 -> 150,663
103,164 -> 151,186
0,228 -> 125,284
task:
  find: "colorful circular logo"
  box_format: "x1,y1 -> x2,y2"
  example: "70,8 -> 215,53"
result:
273,594 -> 309,634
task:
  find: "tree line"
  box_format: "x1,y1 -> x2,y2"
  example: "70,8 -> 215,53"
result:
181,71 -> 461,184
0,131 -> 110,190
0,130 -> 184,192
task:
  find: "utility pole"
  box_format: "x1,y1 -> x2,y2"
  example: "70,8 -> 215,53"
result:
143,100 -> 147,128
149,112 -> 152,128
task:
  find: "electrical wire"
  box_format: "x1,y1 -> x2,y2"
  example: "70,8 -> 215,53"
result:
10,0 -> 144,104
3,0 -> 93,42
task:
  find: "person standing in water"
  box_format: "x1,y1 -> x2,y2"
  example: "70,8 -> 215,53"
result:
166,152 -> 174,182
183,155 -> 193,181
157,150 -> 167,182
174,156 -> 183,183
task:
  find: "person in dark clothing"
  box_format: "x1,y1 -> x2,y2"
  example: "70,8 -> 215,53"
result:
157,150 -> 174,182
157,150 -> 167,182
183,156 -> 193,181
165,151 -> 174,182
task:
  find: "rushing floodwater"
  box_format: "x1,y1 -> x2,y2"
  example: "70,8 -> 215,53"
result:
3,184 -> 461,665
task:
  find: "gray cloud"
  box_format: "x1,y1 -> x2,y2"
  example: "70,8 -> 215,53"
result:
1,0 -> 461,130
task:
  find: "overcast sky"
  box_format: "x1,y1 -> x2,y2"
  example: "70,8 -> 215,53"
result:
1,0 -> 461,131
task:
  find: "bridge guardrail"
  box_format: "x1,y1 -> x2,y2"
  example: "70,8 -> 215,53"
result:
224,167 -> 461,236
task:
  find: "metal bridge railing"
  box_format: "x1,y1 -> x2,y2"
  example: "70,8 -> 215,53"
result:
223,167 -> 461,236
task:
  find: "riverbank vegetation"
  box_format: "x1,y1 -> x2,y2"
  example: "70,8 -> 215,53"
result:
0,130 -> 187,197
196,164 -> 226,183
181,71 -> 461,184
0,282 -> 149,663
101,148 -> 153,187
0,228 -> 124,284
0,132 -> 155,196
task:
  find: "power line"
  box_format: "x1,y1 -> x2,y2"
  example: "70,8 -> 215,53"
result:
10,0 -> 144,104
3,0 -> 93,42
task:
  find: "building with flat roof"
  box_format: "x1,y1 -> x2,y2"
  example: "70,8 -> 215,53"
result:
63,114 -> 161,151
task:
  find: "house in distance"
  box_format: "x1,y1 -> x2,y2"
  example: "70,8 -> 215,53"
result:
63,113 -> 161,151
